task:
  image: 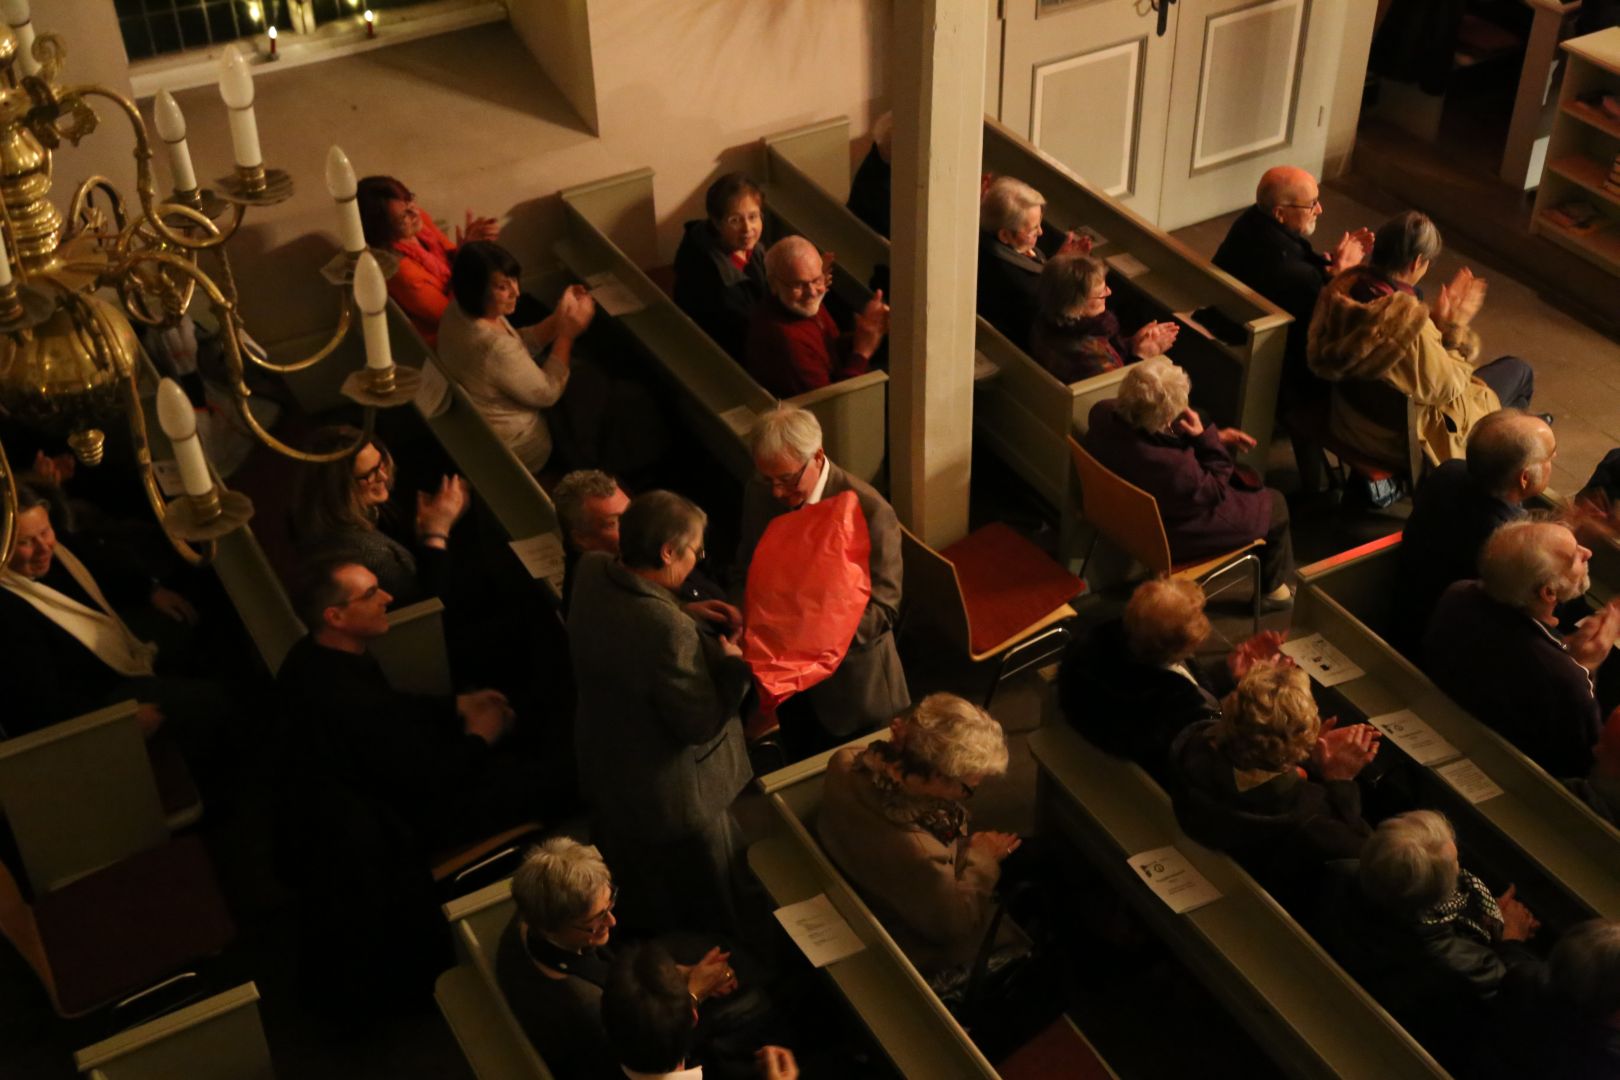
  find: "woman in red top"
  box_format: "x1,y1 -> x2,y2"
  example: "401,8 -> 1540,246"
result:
357,176 -> 538,347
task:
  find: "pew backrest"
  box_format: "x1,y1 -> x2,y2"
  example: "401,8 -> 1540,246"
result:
369,596 -> 453,697
440,879 -> 554,1080
73,982 -> 274,1080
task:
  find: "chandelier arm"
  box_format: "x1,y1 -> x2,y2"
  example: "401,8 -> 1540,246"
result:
65,86 -> 246,252
123,368 -> 212,567
66,175 -> 130,237
0,439 -> 16,570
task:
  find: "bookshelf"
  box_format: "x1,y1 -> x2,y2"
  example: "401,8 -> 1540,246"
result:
1532,27 -> 1620,277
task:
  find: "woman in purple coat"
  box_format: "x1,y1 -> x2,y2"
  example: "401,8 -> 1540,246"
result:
1083,357 -> 1295,606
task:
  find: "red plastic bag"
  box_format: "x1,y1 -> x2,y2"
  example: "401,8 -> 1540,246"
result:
743,490 -> 872,712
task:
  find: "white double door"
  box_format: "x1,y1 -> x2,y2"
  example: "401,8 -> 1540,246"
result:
994,0 -> 1342,229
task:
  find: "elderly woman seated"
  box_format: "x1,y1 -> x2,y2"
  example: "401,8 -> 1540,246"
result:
496,838 -> 769,1080
1059,578 -> 1291,779
1308,210 -> 1536,466
977,175 -> 1089,350
673,173 -> 768,363
1503,919 -> 1620,1077
1168,664 -> 1379,906
1083,357 -> 1295,606
290,426 -> 468,604
436,241 -> 596,474
1030,251 -> 1178,383
816,693 -> 1020,979
1317,811 -> 1542,1072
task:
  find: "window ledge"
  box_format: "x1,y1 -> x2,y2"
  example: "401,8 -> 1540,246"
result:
128,0 -> 508,99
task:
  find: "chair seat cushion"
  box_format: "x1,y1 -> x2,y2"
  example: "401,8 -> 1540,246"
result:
942,524 -> 1084,656
35,834 -> 235,1015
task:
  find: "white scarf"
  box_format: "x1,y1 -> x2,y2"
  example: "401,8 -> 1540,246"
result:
1,544 -> 158,677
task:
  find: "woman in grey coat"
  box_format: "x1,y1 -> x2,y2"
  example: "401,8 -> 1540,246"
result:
568,490 -> 754,937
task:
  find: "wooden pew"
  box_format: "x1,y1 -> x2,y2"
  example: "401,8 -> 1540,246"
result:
1029,724 -> 1446,1079
438,879 -> 555,1080
73,982 -> 273,1080
1297,545 -> 1620,915
555,168 -> 888,485
982,117 -> 1291,468
750,736 -> 1005,1080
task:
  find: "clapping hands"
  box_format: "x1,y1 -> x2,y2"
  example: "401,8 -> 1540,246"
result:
1330,227 -> 1375,274
455,210 -> 500,246
416,474 -> 470,546
556,285 -> 597,339
1227,630 -> 1292,680
1433,267 -> 1487,329
1058,229 -> 1093,257
1309,719 -> 1381,781
853,288 -> 890,358
1565,601 -> 1620,673
1129,320 -> 1179,359
683,946 -> 740,1002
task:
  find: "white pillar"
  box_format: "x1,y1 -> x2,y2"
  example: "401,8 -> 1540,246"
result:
888,0 -> 987,547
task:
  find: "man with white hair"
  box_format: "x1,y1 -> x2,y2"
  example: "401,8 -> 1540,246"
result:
977,174 -> 1088,350
1423,519 -> 1620,776
745,235 -> 889,399
735,405 -> 908,744
1214,166 -> 1373,405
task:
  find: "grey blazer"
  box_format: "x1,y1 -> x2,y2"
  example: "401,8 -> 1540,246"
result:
735,463 -> 910,735
568,552 -> 753,839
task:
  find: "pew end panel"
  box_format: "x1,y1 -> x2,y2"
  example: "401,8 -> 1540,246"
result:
1297,531 -> 1405,639
72,981 -> 274,1080
370,597 -> 452,698
763,117 -> 857,203
435,964 -> 553,1080
1029,726 -> 1447,1079
211,527 -> 307,677
789,370 -> 889,487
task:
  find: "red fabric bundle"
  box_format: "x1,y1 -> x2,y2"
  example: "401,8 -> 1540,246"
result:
743,490 -> 871,711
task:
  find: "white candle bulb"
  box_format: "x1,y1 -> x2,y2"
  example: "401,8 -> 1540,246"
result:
156,378 -> 214,498
325,146 -> 366,254
153,91 -> 199,193
353,251 -> 392,371
0,220 -> 13,289
217,46 -> 262,169
4,0 -> 38,77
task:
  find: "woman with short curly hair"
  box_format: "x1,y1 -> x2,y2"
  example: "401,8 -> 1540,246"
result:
1168,664 -> 1380,906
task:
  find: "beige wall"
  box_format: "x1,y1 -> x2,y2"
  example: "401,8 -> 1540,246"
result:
35,0 -> 890,350
1323,0 -> 1377,179
509,0 -> 598,134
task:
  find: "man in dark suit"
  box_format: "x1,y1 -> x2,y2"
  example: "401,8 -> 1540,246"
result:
1394,409 -> 1555,653
1212,165 -> 1373,408
1423,521 -> 1619,778
735,406 -> 909,744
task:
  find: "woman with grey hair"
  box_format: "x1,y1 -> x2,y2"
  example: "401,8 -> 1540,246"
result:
493,837 -> 754,1078
1316,810 -> 1542,1072
977,174 -> 1090,350
567,490 -> 755,939
1168,664 -> 1378,905
817,693 -> 1018,977
1082,357 -> 1296,603
1028,251 -> 1178,383
1307,209 -> 1536,465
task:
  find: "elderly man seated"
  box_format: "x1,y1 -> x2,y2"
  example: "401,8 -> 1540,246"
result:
1169,664 -> 1379,907
275,556 -> 564,852
1394,409 -> 1556,652
735,406 -> 909,746
1317,811 -> 1541,1073
745,236 -> 889,399
1083,357 -> 1295,607
976,175 -> 1088,351
1504,919 -> 1620,1077
1213,165 -> 1372,406
0,483 -> 227,753
1422,520 -> 1618,777
1059,578 -> 1292,779
495,838 -> 758,1080
817,694 -> 1018,981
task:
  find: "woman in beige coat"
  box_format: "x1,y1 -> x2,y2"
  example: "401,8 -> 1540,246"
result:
1307,211 -> 1535,466
816,693 -> 1019,978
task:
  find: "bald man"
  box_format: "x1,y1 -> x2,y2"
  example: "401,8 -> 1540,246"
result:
1423,520 -> 1618,777
1213,166 -> 1374,405
1394,409 -> 1556,651
746,236 -> 889,398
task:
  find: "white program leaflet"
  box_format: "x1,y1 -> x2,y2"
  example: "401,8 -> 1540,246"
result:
588,275 -> 646,316
1279,632 -> 1366,688
1127,846 -> 1222,915
509,534 -> 567,594
152,460 -> 186,498
1105,251 -> 1150,278
773,893 -> 865,968
1436,758 -> 1505,804
1367,709 -> 1462,766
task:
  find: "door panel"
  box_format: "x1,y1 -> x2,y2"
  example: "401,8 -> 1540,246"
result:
1031,39 -> 1144,198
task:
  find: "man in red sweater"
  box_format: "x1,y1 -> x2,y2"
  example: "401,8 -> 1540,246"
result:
746,236 -> 889,398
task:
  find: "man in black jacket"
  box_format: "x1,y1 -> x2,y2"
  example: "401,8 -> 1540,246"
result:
1213,166 -> 1373,409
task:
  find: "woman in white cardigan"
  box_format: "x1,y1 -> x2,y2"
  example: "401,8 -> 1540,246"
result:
437,241 -> 597,473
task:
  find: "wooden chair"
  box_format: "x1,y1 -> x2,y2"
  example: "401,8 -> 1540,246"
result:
0,702 -> 235,1018
1068,437 -> 1264,634
73,982 -> 274,1079
898,523 -> 1083,708
1318,379 -> 1424,500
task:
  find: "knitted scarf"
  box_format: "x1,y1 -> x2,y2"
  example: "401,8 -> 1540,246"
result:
854,739 -> 969,846
1415,869 -> 1504,944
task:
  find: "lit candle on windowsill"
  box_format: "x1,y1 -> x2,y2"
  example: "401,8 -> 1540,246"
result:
267,25 -> 278,59
156,378 -> 215,499
364,8 -> 375,37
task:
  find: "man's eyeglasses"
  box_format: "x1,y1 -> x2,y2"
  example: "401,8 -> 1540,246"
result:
1280,199 -> 1322,211
574,884 -> 619,931
761,459 -> 811,493
334,585 -> 382,608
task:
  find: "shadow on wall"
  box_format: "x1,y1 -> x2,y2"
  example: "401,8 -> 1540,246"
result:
230,229 -> 346,347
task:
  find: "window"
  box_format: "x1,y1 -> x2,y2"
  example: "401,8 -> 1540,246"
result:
117,0 -> 419,61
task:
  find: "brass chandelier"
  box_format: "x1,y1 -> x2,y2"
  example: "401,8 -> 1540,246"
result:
0,7 -> 418,569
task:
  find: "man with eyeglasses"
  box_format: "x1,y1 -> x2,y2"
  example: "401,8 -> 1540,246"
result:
734,406 -> 909,752
745,235 -> 889,399
275,556 -> 567,855
1214,166 -> 1375,414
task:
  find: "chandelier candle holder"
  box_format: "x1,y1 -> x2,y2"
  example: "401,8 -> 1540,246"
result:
0,9 -> 420,568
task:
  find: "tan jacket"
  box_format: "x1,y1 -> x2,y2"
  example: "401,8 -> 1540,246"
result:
816,746 -> 999,976
1307,271 -> 1499,465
